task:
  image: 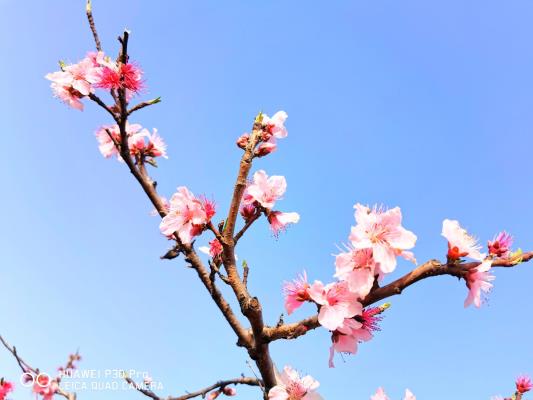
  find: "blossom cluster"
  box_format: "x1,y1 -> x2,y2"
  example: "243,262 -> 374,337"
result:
283,206 -> 518,367
284,204 -> 417,367
442,220 -> 515,308
95,122 -> 167,161
46,51 -> 143,110
156,111 -> 296,246
46,51 -> 166,166
236,111 -> 288,157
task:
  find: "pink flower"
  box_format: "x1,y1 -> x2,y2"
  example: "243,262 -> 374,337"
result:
46,55 -> 100,110
516,375 -> 532,393
199,197 -> 217,221
159,187 -> 215,243
268,211 -> 300,236
404,389 -> 416,400
464,260 -> 495,308
371,388 -> 389,400
329,318 -> 372,367
64,57 -> 100,92
47,78 -> 86,110
0,380 -> 14,400
268,366 -> 320,400
329,305 -> 388,367
243,170 -> 287,209
262,111 -> 288,140
309,281 -> 362,331
488,231 -> 513,258
283,272 -> 311,315
33,375 -> 58,400
96,62 -> 143,94
222,387 -> 237,396
349,204 -> 417,275
334,248 -> 376,298
201,239 -> 223,258
442,219 -> 485,261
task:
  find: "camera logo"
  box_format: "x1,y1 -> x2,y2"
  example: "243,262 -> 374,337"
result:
20,372 -> 51,388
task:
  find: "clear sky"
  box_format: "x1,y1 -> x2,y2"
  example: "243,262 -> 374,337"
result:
1,1 -> 532,399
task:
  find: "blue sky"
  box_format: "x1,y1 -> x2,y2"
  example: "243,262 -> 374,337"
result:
1,1 -> 532,399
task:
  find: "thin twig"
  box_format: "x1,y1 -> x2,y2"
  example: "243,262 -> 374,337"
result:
206,221 -> 224,243
0,335 -> 35,374
125,375 -> 262,400
85,0 -> 102,51
124,376 -> 162,400
234,210 -> 262,243
128,98 -> 162,115
209,260 -> 230,284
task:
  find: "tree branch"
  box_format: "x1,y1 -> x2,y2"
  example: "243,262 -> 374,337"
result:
84,32 -> 254,352
209,116 -> 276,393
223,121 -> 261,241
126,375 -> 262,400
264,252 -> 533,342
0,335 -> 36,374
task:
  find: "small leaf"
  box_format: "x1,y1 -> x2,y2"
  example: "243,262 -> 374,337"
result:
148,97 -> 162,105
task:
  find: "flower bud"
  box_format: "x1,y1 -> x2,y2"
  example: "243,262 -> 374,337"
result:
488,231 -> 513,257
222,387 -> 237,396
240,204 -> 257,222
207,390 -> 220,400
236,133 -> 249,149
